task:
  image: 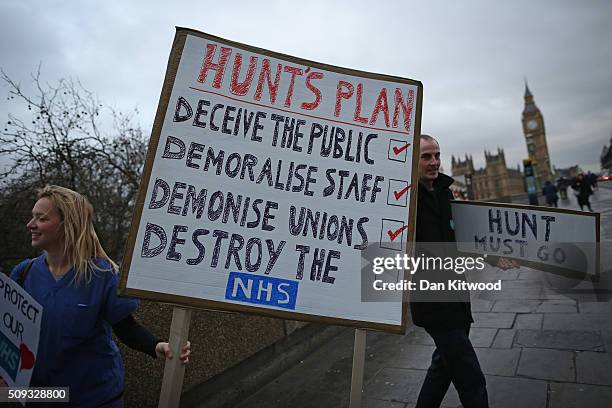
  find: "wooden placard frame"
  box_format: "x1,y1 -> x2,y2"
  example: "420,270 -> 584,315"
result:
451,200 -> 601,277
119,26 -> 423,334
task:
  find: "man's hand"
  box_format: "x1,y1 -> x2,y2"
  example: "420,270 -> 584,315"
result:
155,340 -> 191,364
497,257 -> 520,270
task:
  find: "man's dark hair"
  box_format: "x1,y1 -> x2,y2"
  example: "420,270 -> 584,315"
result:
420,133 -> 439,145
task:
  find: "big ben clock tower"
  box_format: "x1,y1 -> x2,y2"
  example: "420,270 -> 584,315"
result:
522,81 -> 553,188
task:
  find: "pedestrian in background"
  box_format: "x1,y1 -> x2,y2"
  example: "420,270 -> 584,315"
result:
556,178 -> 568,200
588,171 -> 598,191
572,173 -> 594,212
542,180 -> 559,207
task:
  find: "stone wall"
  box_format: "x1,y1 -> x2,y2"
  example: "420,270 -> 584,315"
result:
121,300 -> 305,407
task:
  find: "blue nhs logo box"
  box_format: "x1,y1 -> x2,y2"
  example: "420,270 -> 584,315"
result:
225,272 -> 299,310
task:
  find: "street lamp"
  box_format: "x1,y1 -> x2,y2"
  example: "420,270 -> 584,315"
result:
465,173 -> 474,200
523,159 -> 539,205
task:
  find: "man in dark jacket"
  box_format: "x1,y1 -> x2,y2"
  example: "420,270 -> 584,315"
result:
410,134 -> 488,408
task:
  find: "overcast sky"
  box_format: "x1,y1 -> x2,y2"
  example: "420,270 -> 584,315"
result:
1,0 -> 611,173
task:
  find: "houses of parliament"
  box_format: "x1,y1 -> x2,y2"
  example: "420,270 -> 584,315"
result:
451,83 -> 553,201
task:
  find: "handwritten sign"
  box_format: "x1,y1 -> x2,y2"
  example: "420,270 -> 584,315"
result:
0,273 -> 41,387
119,28 -> 422,333
451,201 -> 600,275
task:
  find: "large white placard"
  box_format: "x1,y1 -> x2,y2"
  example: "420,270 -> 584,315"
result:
451,201 -> 599,275
0,273 -> 42,388
120,29 -> 422,333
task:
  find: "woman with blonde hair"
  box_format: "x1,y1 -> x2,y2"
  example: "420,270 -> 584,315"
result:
7,185 -> 191,407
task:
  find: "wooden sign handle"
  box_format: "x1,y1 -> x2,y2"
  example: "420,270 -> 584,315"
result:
158,306 -> 192,408
349,328 -> 367,408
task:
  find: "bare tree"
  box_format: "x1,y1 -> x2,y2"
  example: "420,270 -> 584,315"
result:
0,67 -> 147,270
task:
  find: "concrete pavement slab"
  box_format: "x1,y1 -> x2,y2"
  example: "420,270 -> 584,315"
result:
480,287 -> 544,301
364,368 -> 424,403
491,299 -> 541,313
491,329 -> 517,349
440,388 -> 460,408
518,270 -> 544,280
514,313 -> 543,329
549,382 -> 612,408
575,351 -> 612,386
543,314 -> 612,330
233,328 -> 355,408
491,295 -> 577,313
402,326 -> 435,346
602,330 -> 612,353
474,348 -> 521,376
535,300 -> 577,313
234,388 -> 290,408
387,344 -> 435,370
364,332 -> 423,384
385,330 -> 497,367
472,312 -> 516,328
441,375 -> 547,408
469,328 -> 498,347
514,329 -> 604,351
498,279 -> 543,289
579,301 -> 612,313
365,331 -> 413,361
470,298 -> 494,312
236,379 -> 348,408
517,348 -> 575,382
539,291 -> 576,300
485,375 -> 547,408
363,398 -> 407,408
402,325 -> 497,347
483,269 -> 521,281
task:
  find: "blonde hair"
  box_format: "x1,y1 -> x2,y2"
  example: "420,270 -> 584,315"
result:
37,185 -> 117,284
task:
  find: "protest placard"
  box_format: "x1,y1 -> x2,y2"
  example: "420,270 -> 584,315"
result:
119,27 -> 422,333
0,273 -> 41,388
451,201 -> 600,276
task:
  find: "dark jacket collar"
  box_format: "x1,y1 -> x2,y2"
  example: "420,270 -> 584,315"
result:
419,173 -> 454,193
434,173 -> 454,191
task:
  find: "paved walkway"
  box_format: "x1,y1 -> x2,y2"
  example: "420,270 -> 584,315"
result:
235,181 -> 612,408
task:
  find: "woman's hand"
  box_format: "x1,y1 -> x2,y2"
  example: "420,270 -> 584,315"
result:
155,341 -> 191,364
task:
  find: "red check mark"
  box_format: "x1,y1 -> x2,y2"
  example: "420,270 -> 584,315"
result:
392,142 -> 411,156
393,184 -> 412,200
387,225 -> 408,241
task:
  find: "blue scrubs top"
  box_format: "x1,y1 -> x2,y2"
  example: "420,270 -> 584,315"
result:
10,255 -> 139,407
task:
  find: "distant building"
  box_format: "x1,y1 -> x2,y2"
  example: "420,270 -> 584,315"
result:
553,165 -> 581,180
522,82 -> 553,187
451,149 -> 524,201
450,82 -> 557,201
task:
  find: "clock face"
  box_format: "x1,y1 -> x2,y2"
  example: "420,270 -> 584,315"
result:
527,119 -> 538,130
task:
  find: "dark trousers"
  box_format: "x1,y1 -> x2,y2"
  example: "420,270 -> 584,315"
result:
415,326 -> 489,408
